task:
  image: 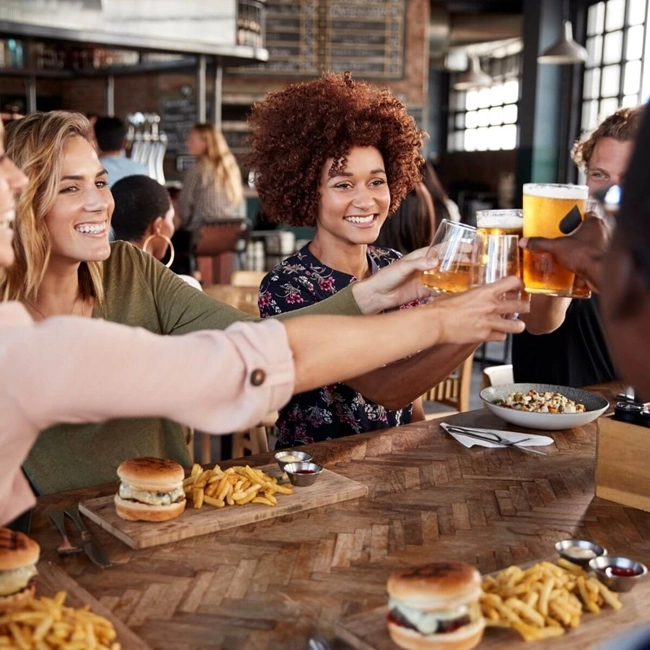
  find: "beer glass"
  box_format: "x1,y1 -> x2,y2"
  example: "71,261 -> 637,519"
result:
422,220 -> 477,294
470,233 -> 522,318
522,183 -> 588,296
476,209 -> 523,236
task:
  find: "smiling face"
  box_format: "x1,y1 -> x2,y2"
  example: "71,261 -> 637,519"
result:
44,135 -> 113,267
0,120 -> 28,268
586,136 -> 634,193
316,146 -> 390,249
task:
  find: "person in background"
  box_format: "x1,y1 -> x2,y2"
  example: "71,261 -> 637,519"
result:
513,106 -> 643,388
251,72 -> 526,447
3,110 -> 527,493
111,175 -> 201,290
178,123 -> 243,230
0,113 -> 525,524
94,116 -> 149,187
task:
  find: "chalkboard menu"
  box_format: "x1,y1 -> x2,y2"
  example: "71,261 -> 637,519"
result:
160,98 -> 212,155
231,0 -> 405,79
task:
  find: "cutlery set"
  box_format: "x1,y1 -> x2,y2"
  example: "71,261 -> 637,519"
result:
441,422 -> 548,456
49,506 -> 111,568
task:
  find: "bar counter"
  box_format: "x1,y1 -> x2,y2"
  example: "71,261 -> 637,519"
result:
30,382 -> 650,649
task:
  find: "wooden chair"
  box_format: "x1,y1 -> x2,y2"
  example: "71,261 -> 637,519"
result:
231,411 -> 278,459
421,353 -> 474,418
194,220 -> 247,285
481,363 -> 514,389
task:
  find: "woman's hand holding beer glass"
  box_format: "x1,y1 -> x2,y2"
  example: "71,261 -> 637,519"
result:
422,220 -> 477,294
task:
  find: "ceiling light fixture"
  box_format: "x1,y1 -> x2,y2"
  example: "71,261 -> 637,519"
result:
453,55 -> 493,91
538,0 -> 588,65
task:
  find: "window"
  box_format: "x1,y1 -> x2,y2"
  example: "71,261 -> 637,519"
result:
448,53 -> 522,153
581,0 -> 649,131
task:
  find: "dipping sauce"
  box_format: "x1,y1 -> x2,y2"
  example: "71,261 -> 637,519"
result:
564,545 -> 597,559
295,470 -> 315,475
608,567 -> 638,577
279,454 -> 302,463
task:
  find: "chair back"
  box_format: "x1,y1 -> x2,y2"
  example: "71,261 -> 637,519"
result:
481,364 -> 514,389
194,220 -> 246,256
422,352 -> 474,413
230,271 -> 266,287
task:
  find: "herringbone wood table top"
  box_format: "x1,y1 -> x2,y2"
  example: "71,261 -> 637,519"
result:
31,385 -> 650,650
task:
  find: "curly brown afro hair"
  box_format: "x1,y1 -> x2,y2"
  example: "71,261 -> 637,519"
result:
247,72 -> 425,227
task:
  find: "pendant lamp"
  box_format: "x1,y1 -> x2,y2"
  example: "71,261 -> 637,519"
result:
538,1 -> 588,65
453,55 -> 493,91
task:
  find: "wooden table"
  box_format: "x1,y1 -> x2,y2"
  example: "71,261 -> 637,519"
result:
31,382 -> 650,650
203,284 -> 260,316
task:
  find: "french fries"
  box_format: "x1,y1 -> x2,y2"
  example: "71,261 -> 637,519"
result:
481,560 -> 622,641
0,591 -> 120,649
183,463 -> 293,509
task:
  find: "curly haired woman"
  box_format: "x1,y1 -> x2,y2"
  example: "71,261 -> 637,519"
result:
250,72 -> 520,447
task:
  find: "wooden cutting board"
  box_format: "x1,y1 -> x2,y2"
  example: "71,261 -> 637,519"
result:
36,562 -> 152,650
335,577 -> 650,649
80,464 -> 367,549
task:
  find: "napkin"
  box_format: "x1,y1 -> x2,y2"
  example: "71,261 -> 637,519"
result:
441,423 -> 554,449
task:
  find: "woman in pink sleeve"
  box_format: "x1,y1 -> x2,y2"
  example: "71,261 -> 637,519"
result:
0,117 -> 527,521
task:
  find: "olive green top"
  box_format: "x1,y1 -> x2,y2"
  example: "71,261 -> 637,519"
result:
24,241 -> 362,494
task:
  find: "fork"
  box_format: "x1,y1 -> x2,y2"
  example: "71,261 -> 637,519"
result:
49,510 -> 82,555
442,424 -> 547,456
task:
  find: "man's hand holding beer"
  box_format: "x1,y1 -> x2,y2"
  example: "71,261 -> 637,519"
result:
519,213 -> 610,293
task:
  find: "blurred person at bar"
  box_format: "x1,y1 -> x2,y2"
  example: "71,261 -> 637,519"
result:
513,106 -> 642,387
110,174 -> 201,290
2,110 -> 527,493
374,161 -> 459,255
251,72 -> 526,447
94,116 -> 149,187
173,123 -> 244,275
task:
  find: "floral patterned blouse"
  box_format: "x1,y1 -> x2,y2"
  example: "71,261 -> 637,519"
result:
259,244 -> 414,448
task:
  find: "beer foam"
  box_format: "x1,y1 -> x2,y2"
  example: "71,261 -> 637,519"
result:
523,183 -> 588,200
477,215 -> 523,229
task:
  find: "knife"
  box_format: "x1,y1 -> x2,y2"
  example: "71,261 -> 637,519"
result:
63,507 -> 112,568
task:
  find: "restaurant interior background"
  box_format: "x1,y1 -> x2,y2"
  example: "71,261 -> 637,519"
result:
0,0 -> 648,412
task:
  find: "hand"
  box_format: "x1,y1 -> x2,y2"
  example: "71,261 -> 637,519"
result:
351,247 -> 434,314
431,276 -> 529,344
519,213 -> 610,292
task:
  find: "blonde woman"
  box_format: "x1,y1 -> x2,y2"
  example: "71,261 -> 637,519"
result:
178,122 -> 243,230
2,110 -> 528,494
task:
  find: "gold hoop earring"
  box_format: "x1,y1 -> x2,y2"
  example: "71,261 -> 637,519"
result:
142,233 -> 175,268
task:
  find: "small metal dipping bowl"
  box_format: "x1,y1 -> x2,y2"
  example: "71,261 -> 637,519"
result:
555,539 -> 607,568
589,556 -> 648,592
284,462 -> 323,487
275,450 -> 313,472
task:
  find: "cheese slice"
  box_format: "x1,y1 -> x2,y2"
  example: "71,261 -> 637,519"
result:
0,565 -> 37,597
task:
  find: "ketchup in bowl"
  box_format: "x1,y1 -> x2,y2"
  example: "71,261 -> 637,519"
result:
608,567 -> 639,577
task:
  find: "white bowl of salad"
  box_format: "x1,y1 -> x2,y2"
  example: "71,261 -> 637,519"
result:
480,383 -> 609,430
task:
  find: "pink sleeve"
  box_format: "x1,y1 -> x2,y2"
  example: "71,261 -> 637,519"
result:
4,317 -> 295,434
0,473 -> 35,528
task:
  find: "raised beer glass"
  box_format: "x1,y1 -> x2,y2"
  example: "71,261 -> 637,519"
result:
422,219 -> 477,294
476,209 -> 523,236
522,183 -> 588,297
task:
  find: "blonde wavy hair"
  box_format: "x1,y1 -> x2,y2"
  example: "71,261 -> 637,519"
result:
0,111 -> 104,302
191,123 -> 243,206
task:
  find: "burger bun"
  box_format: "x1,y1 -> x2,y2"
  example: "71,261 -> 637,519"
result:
387,617 -> 485,650
117,457 -> 185,493
114,495 -> 186,522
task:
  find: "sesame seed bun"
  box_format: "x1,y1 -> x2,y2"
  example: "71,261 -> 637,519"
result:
0,528 -> 40,572
114,495 -> 186,522
387,563 -> 482,613
117,457 -> 185,492
387,616 -> 485,650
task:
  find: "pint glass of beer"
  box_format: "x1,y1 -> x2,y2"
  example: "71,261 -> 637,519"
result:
522,183 -> 588,296
422,220 -> 477,294
476,209 -> 523,236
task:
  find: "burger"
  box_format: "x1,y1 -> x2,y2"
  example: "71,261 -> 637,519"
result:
0,528 -> 40,611
386,562 -> 485,650
115,457 -> 186,522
